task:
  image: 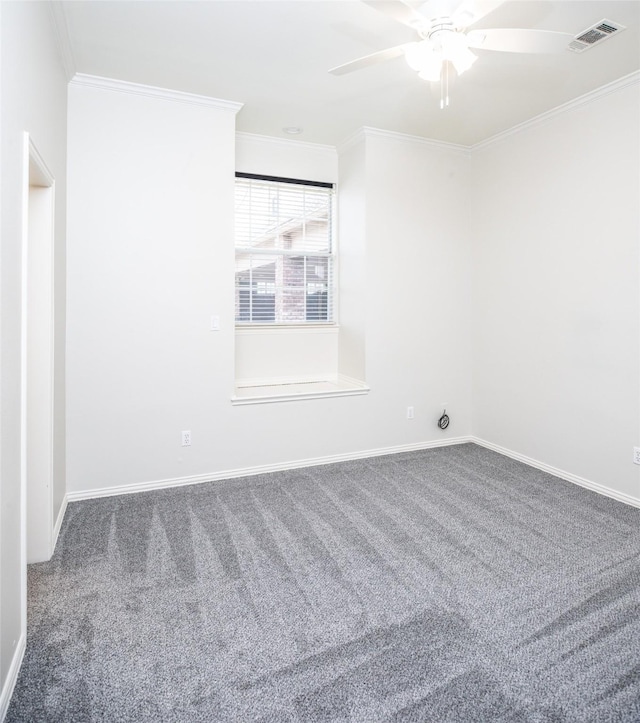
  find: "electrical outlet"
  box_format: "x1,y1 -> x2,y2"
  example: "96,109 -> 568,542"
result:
634,447 -> 640,465
407,406 -> 414,420
181,430 -> 191,447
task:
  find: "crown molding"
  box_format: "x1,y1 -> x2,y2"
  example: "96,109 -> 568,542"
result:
472,70 -> 640,152
70,69 -> 637,151
236,132 -> 337,156
338,126 -> 470,156
69,74 -> 244,113
363,126 -> 471,155
49,1 -> 76,81
337,128 -> 367,154
337,71 -> 640,155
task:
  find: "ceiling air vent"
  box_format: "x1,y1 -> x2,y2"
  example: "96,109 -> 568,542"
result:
568,19 -> 626,53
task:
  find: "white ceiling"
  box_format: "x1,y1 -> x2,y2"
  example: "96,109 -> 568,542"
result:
58,0 -> 640,147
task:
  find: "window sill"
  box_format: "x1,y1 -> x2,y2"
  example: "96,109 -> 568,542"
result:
235,324 -> 338,336
231,375 -> 369,405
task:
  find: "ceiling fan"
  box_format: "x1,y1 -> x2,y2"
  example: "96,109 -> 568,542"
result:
330,0 -> 575,92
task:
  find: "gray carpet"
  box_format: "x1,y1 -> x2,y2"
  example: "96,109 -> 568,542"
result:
7,443 -> 640,722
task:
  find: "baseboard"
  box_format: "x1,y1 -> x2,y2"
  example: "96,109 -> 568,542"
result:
66,436 -> 473,502
64,435 -> 640,510
471,437 -> 640,510
0,633 -> 26,722
52,494 -> 68,552
0,503 -> 67,720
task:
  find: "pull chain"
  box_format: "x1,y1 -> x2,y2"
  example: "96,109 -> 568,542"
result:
439,62 -> 450,110
445,61 -> 450,107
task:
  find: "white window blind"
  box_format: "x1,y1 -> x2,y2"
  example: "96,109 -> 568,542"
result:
235,174 -> 335,324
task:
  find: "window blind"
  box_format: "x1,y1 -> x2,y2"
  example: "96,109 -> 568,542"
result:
234,174 -> 335,324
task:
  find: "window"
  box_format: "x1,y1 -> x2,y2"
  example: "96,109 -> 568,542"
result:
235,173 -> 335,325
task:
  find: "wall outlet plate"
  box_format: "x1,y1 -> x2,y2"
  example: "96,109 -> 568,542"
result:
634,447 -> 640,465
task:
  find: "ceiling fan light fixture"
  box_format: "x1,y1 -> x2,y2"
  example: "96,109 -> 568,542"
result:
440,31 -> 477,76
450,45 -> 478,75
404,40 -> 430,71
405,40 -> 442,80
405,29 -> 478,83
418,62 -> 442,82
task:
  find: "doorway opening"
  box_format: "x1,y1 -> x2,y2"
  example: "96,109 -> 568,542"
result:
21,135 -> 55,567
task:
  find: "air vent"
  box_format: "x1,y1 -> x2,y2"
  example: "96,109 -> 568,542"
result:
568,19 -> 626,53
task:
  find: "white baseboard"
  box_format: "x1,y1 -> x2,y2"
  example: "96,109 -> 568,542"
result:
52,494 -> 68,552
0,633 -> 26,722
472,437 -> 640,510
0,501 -> 67,720
65,435 -> 639,511
66,436 -> 473,502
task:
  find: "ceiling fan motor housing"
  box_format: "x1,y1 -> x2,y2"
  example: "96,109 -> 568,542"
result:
413,16 -> 456,39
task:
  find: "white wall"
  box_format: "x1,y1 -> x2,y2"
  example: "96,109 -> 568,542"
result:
236,129 -> 474,441
66,86 -> 472,497
337,138 -> 367,382
0,0 -> 67,710
66,68 -> 638,546
235,325 -> 339,384
66,80 -> 240,491
236,132 -> 337,181
362,131 -> 473,443
472,80 -> 640,501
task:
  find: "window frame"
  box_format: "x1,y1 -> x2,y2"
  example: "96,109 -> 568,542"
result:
234,172 -> 337,328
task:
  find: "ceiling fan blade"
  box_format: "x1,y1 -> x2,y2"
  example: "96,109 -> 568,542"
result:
467,28 -> 574,53
362,1 -> 424,29
417,0 -> 465,21
329,44 -> 410,75
452,0 -> 504,28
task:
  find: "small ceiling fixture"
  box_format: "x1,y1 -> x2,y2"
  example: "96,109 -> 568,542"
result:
283,126 -> 303,135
